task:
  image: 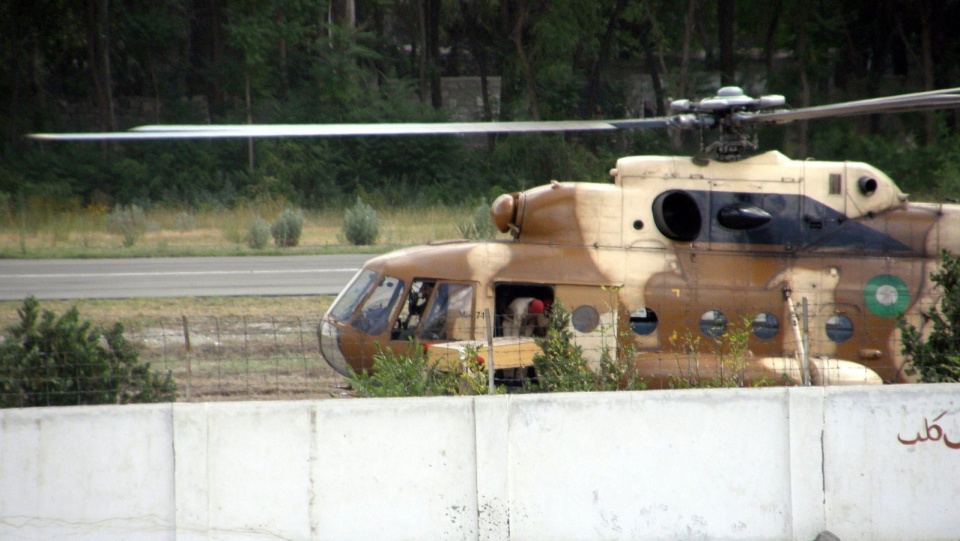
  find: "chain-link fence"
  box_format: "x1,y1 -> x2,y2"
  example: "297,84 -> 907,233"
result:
1,305 -> 911,404
136,315 -> 351,401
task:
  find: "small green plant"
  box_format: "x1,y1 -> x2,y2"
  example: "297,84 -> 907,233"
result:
342,197 -> 380,245
457,200 -> 497,240
270,208 -> 304,247
0,296 -> 177,407
247,216 -> 271,249
529,303 -> 596,392
668,316 -> 754,388
349,342 -> 454,397
899,249 -> 960,382
105,204 -> 149,247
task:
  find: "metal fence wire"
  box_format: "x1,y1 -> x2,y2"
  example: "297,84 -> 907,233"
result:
137,315 -> 350,401
0,305 -> 919,404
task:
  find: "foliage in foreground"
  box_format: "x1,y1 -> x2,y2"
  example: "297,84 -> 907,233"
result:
530,302 -> 646,393
899,250 -> 960,382
348,303 -> 647,398
0,297 -> 177,407
348,342 -> 488,398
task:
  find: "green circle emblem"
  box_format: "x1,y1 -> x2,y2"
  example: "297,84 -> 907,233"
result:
864,274 -> 910,318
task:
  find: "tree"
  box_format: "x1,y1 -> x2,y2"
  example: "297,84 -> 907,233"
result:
0,297 -> 177,407
898,250 -> 960,382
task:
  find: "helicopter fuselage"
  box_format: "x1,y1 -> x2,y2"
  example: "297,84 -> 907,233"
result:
319,151 -> 960,387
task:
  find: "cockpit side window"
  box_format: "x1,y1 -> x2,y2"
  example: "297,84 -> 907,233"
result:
391,279 -> 436,341
418,282 -> 475,341
351,274 -> 406,336
328,269 -> 379,322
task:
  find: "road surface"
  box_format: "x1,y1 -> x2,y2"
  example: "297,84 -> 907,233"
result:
0,255 -> 374,300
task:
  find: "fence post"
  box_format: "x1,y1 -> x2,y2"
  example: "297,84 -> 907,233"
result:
181,315 -> 192,401
485,308 -> 495,395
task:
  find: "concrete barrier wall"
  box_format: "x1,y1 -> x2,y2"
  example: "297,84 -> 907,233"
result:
2,385 -> 959,541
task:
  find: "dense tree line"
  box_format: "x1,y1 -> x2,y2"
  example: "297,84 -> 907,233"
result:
3,0 -> 960,209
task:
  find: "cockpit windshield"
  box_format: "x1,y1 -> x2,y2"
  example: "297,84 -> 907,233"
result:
351,274 -> 406,336
327,269 -> 379,322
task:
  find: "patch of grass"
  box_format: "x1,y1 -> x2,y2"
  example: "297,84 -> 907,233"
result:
0,202 -> 500,258
0,296 -> 334,329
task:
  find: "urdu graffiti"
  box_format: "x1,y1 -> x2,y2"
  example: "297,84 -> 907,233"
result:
897,412 -> 960,450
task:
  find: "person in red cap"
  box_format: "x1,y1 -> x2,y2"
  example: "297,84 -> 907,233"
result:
503,297 -> 549,337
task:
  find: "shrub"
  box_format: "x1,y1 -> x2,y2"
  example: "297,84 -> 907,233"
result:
0,297 -> 177,407
247,216 -> 271,249
172,211 -> 196,232
342,197 -> 380,245
105,204 -> 149,247
270,208 -> 304,247
457,199 -> 497,240
899,250 -> 960,382
529,303 -> 597,392
349,342 -> 459,397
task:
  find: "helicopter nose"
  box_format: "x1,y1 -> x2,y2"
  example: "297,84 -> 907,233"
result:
318,319 -> 351,376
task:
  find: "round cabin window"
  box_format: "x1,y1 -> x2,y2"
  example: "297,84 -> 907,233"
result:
751,312 -> 780,340
699,310 -> 727,338
825,315 -> 854,343
572,305 -> 600,333
630,308 -> 659,335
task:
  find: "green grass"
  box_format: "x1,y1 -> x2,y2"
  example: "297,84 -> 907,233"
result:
0,201 -> 497,258
0,296 -> 335,329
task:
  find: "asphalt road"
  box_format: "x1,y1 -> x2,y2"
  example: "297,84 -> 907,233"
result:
0,255 -> 375,300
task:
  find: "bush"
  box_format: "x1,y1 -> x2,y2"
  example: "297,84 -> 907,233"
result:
350,342 -> 457,397
105,204 -> 149,247
899,250 -> 960,382
247,216 -> 271,249
0,297 -> 177,407
172,211 -> 196,232
529,303 -> 597,392
270,208 -> 304,247
342,197 -> 380,245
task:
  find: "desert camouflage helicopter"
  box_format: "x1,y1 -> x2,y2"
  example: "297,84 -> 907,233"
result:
31,86 -> 960,387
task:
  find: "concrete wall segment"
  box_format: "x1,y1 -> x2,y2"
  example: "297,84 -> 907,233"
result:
505,389 -> 796,540
312,396 -> 480,541
822,384 -> 960,541
3,385 -> 960,540
787,387 -> 827,540
0,404 -> 175,540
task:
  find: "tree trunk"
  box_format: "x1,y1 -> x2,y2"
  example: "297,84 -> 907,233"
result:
638,21 -> 666,117
678,0 -> 697,99
189,0 -> 224,118
426,0 -> 442,108
717,0 -> 735,86
417,0 -> 428,104
585,0 -> 628,117
918,1 -> 935,143
795,0 -> 810,157
763,0 -> 783,81
675,0 -> 697,148
511,0 -> 540,120
85,0 -> 116,133
330,0 -> 356,28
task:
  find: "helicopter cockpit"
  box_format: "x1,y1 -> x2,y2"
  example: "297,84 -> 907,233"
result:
319,267 -> 479,375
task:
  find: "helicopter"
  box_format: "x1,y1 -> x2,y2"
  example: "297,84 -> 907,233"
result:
30,86 -> 960,388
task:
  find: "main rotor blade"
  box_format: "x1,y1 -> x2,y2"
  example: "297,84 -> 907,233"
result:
735,88 -> 960,125
28,119 -> 671,141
